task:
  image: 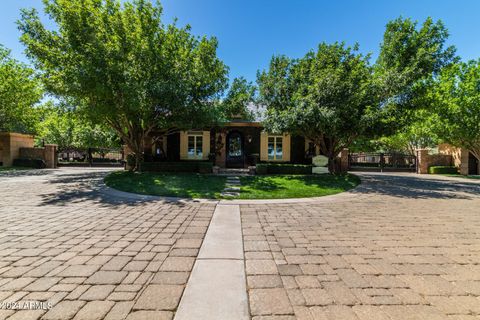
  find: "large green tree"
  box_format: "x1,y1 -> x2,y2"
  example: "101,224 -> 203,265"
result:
37,102 -> 120,151
258,17 -> 456,173
0,45 -> 43,133
19,0 -> 228,170
430,61 -> 480,162
374,17 -> 457,132
259,43 -> 374,173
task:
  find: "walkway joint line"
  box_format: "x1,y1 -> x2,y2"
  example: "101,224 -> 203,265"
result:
174,204 -> 249,320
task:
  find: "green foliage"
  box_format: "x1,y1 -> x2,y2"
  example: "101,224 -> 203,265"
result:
377,110 -> 440,154
430,60 -> 480,159
222,77 -> 257,121
36,102 -> 120,151
140,161 -> 212,173
19,0 -> 228,170
256,163 -> 313,175
429,61 -> 480,162
428,166 -> 458,174
258,17 -> 456,172
0,44 -> 43,133
258,42 -> 374,173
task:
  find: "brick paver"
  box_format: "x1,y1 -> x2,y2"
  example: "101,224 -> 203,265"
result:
0,168 -> 214,319
241,173 -> 480,319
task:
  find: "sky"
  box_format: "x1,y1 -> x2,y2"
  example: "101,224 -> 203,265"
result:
1,0 -> 480,83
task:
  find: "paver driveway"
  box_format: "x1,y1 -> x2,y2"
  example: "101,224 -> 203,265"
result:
0,169 -> 480,320
241,173 -> 480,320
0,168 -> 215,320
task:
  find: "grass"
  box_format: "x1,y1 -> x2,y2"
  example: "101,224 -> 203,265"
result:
105,171 -> 360,199
238,174 -> 360,199
104,171 -> 226,199
0,166 -> 33,172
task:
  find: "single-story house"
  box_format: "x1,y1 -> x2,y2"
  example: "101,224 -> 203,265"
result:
143,122 -> 317,169
138,106 -> 320,169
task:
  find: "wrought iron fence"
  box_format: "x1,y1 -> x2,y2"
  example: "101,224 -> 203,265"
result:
58,147 -> 124,167
349,152 -> 416,172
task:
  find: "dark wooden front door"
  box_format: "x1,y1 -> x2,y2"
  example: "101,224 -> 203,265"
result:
469,152 -> 479,175
226,131 -> 244,168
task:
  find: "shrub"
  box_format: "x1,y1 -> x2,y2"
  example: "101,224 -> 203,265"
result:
255,163 -> 268,174
256,163 -> 313,175
140,161 -> 213,173
13,158 -> 46,169
428,166 -> 458,174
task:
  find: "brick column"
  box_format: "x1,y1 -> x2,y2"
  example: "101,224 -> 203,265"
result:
44,144 -> 58,168
416,149 -> 429,174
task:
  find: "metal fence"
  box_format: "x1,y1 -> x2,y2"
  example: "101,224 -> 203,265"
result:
349,152 -> 416,172
58,147 -> 124,167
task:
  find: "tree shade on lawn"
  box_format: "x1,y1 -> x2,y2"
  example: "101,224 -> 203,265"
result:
105,172 -> 227,199
238,174 -> 360,199
104,172 -> 360,199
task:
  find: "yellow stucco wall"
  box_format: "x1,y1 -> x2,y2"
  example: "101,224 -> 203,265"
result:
260,132 -> 291,162
179,131 -> 210,160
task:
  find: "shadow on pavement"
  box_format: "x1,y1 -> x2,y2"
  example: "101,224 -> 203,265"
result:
352,173 -> 480,200
39,170 -> 192,207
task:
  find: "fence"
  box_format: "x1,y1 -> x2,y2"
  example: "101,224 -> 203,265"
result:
349,152 -> 417,172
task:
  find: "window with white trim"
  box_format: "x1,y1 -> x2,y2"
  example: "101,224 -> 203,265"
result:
187,131 -> 203,159
268,136 -> 283,160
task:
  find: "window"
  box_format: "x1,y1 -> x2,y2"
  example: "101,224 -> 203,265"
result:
268,136 -> 283,160
187,131 -> 203,159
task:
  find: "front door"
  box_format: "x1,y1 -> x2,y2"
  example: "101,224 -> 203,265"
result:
226,131 -> 244,168
469,152 -> 479,175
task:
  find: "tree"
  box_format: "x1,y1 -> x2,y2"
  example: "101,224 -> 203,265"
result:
377,110 -> 440,155
37,102 -> 120,151
19,0 -> 228,170
430,61 -> 480,162
258,17 -> 457,173
258,43 -> 374,173
0,44 -> 43,133
374,17 -> 457,133
222,77 -> 257,121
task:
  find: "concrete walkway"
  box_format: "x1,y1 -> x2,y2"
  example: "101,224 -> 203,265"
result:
175,204 -> 248,320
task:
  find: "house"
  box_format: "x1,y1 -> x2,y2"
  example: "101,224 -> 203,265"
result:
138,105 -> 318,169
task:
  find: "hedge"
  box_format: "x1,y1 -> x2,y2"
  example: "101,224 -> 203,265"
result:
428,166 -> 458,174
140,161 -> 213,173
13,158 -> 46,169
256,163 -> 313,175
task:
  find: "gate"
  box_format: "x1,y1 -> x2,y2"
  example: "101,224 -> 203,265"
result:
349,152 -> 416,172
58,147 -> 124,167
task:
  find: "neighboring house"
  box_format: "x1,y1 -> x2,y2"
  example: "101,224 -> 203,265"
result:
141,106 -> 317,168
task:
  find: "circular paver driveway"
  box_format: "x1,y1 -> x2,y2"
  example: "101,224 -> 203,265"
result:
0,168 -> 479,319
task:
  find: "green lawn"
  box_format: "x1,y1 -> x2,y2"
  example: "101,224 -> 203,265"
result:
105,171 -> 360,199
238,174 -> 360,199
104,171 -> 227,199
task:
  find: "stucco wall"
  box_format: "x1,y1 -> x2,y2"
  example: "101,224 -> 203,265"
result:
0,132 -> 35,167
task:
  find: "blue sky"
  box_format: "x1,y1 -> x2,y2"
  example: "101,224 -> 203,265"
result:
1,0 -> 479,83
